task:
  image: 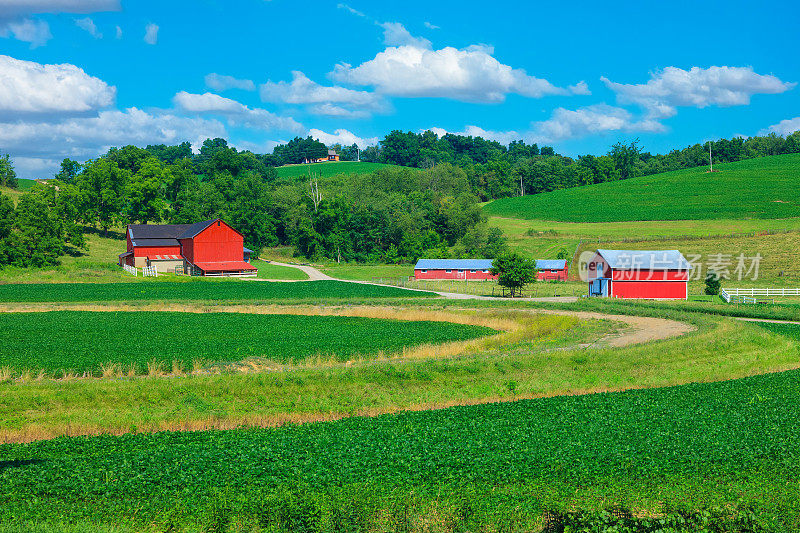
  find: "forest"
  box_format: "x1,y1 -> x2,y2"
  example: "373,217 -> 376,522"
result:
0,127 -> 799,267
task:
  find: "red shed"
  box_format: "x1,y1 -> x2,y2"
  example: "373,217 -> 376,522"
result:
535,259 -> 568,281
414,259 -> 497,280
120,219 -> 256,276
586,249 -> 690,299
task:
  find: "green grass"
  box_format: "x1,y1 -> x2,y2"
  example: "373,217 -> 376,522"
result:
485,153 -> 800,222
15,178 -> 37,191
0,280 -> 433,302
2,367 -> 799,529
320,263 -> 413,280
251,259 -> 308,280
275,161 -> 406,179
0,311 -> 496,374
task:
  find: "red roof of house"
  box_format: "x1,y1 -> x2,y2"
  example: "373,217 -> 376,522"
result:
194,261 -> 257,272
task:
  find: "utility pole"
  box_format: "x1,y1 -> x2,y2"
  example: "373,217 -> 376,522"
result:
357,147 -> 360,162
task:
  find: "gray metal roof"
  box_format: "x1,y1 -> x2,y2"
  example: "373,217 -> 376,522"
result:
596,249 -> 690,270
128,224 -> 191,240
131,238 -> 180,247
243,247 -> 253,253
177,220 -> 216,239
414,259 -> 494,270
536,259 -> 567,270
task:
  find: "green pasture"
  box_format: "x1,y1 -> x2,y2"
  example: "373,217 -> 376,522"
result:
276,161 -> 405,179
251,259 -> 308,280
0,311 -> 495,374
485,153 -> 800,222
0,280 -> 432,303
2,366 -> 800,529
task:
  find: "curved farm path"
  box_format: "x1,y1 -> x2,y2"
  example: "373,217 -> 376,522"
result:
267,261 -> 695,348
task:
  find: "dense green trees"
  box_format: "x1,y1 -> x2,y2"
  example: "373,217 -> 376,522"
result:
0,154 -> 17,189
490,252 -> 538,297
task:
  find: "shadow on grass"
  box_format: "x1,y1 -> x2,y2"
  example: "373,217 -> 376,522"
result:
0,459 -> 43,473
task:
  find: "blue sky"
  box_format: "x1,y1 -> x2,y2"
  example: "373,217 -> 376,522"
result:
0,0 -> 798,177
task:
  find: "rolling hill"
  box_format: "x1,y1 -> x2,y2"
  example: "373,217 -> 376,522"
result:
275,161 -> 409,179
484,154 -> 800,222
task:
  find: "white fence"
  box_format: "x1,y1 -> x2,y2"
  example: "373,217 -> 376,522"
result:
142,265 -> 158,277
720,287 -> 800,303
123,264 -> 138,277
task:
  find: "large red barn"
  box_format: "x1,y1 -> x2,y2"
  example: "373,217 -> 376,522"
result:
118,219 -> 257,276
586,249 -> 690,299
413,258 -> 569,281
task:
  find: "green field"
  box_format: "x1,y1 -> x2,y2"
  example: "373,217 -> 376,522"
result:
485,154 -> 800,222
2,366 -> 799,529
251,259 -> 308,280
0,311 -> 495,374
276,161 -> 406,179
321,263 -> 413,280
0,280 -> 432,302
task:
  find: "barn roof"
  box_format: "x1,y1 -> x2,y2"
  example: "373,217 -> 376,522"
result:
327,149 -> 337,156
131,238 -> 180,247
536,259 -> 567,270
177,219 -> 217,239
194,261 -> 257,272
128,224 -> 191,240
414,259 -> 494,270
597,249 -> 690,270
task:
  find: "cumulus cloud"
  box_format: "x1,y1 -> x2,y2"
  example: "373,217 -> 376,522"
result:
0,55 -> 115,118
260,70 -> 386,115
205,73 -> 256,92
602,66 -> 796,119
0,18 -> 52,47
75,17 -> 101,38
173,91 -> 303,132
527,104 -> 665,143
426,125 -> 521,145
759,117 -> 800,136
143,22 -> 158,45
308,128 -> 378,149
0,107 -> 226,177
424,21 -> 439,30
331,44 -> 587,103
379,22 -> 431,48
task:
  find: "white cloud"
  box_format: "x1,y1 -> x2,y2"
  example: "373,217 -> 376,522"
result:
205,73 -> 256,92
308,128 -> 378,149
602,66 -> 796,119
0,0 -> 120,17
308,103 -> 369,119
0,54 -> 115,118
173,91 -> 303,132
426,125 -> 520,145
114,24 -> 121,38
261,71 -> 381,106
0,107 -> 226,177
1,18 -> 52,47
424,21 -> 439,30
337,3 -> 365,17
379,22 -> 430,48
527,104 -> 665,143
759,117 -> 800,136
75,16 -> 101,38
143,22 -> 158,45
331,44 -> 587,103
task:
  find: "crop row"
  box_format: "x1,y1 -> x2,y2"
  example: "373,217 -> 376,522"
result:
0,311 -> 495,374
0,280 -> 433,303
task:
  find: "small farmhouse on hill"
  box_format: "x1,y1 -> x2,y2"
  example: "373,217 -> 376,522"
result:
414,258 -> 569,281
586,249 -> 690,299
118,219 -> 257,276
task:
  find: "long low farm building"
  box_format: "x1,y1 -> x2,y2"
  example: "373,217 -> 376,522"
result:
414,258 -> 569,281
118,219 -> 257,276
586,249 -> 690,299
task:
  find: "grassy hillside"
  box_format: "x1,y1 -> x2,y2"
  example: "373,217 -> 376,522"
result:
485,154 -> 800,222
276,161 -> 407,179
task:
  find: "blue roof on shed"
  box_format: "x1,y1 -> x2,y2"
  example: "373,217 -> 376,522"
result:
414,259 -> 494,270
597,249 -> 690,270
536,259 -> 567,270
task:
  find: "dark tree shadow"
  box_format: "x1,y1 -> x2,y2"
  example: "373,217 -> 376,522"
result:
0,459 -> 43,473
82,226 -> 125,240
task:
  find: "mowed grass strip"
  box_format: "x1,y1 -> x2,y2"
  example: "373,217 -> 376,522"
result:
2,368 -> 800,527
0,311 -> 496,374
485,153 -> 800,222
275,161 -> 406,179
0,280 -> 432,302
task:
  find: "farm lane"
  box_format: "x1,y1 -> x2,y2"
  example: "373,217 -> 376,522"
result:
264,261 -> 694,348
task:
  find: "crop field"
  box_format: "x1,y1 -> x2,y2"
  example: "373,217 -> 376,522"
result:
0,280 -> 432,303
276,161 -> 405,179
485,153 -> 800,222
2,368 -> 799,530
0,311 -> 495,375
320,263 -> 413,280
